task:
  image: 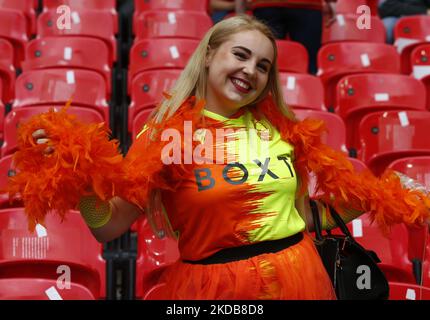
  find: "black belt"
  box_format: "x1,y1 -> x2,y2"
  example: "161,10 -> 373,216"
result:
183,232 -> 304,265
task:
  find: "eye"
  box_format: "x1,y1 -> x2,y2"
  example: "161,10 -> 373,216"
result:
233,51 -> 247,60
258,64 -> 269,73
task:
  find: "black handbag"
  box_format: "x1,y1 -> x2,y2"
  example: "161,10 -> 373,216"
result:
309,200 -> 389,300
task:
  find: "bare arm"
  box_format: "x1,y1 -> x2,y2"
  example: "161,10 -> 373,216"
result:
296,194 -> 322,233
296,194 -> 364,233
235,0 -> 247,14
88,197 -> 144,243
210,0 -> 236,11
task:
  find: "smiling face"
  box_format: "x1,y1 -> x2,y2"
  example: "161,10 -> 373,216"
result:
204,29 -> 275,117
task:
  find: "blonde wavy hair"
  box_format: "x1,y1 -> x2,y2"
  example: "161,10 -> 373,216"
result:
152,14 -> 295,123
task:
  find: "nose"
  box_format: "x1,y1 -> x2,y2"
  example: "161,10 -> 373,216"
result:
242,60 -> 257,78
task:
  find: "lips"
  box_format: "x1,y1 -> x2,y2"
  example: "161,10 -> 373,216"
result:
230,77 -> 252,94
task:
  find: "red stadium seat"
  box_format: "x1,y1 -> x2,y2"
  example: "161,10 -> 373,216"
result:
358,111 -> 430,176
0,207 -> 106,299
134,0 -> 208,13
0,155 -> 19,208
1,106 -> 104,157
0,9 -> 29,68
279,72 -> 325,110
336,0 -> 378,15
13,69 -> 109,122
322,14 -> 386,44
135,218 -> 179,299
42,0 -> 118,34
394,16 -> 430,74
0,0 -> 37,36
37,10 -> 117,64
388,282 -> 430,300
0,278 -> 97,300
0,38 -> 16,103
23,37 -> 112,94
129,69 -> 181,132
294,109 -> 347,152
410,44 -> 430,110
129,38 -> 199,91
134,10 -> 213,40
143,282 -> 167,300
276,40 -> 308,73
318,42 -> 401,111
336,73 -> 426,153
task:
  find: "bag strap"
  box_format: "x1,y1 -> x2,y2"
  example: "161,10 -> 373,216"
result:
309,199 -> 355,239
309,199 -> 324,241
327,206 -> 354,238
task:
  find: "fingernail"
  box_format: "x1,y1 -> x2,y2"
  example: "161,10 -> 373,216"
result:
37,138 -> 49,144
32,129 -> 45,137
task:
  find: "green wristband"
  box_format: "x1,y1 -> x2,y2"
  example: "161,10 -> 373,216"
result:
78,195 -> 112,229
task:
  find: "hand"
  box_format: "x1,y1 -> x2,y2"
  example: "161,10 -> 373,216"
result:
32,129 -> 55,155
324,2 -> 337,27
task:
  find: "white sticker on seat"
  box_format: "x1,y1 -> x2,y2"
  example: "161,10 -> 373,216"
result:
71,11 -> 80,24
168,12 -> 176,24
336,14 -> 345,26
374,93 -> 389,102
64,47 -> 72,60
398,111 -> 409,127
352,219 -> 363,238
394,38 -> 420,54
66,70 -> 75,84
406,288 -> 416,300
35,224 -> 48,238
412,65 -> 430,79
45,286 -> 63,300
287,76 -> 296,90
169,46 -> 179,59
360,53 -> 370,67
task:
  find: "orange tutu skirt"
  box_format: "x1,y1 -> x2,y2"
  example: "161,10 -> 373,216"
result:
153,233 -> 337,300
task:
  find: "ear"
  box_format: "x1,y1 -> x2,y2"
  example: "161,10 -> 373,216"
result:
205,45 -> 213,68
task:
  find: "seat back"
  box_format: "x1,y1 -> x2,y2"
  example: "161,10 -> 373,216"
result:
13,69 -> 109,121
318,42 -> 400,110
279,72 -> 325,110
0,0 -> 36,36
134,10 -> 212,40
0,38 -> 16,103
37,10 -> 117,63
129,69 -> 181,131
129,38 -> 198,89
24,37 -> 112,92
322,14 -> 385,44
336,73 -> 426,151
0,9 -> 28,67
276,40 -> 309,73
0,207 -> 106,298
358,110 -> 430,175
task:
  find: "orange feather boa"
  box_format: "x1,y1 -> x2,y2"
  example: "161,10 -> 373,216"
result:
4,96 -> 430,233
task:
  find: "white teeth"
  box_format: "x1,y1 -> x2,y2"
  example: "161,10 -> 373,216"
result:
232,78 -> 250,90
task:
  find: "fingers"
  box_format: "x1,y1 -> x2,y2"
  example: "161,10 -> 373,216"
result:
32,129 -> 47,139
32,129 -> 54,155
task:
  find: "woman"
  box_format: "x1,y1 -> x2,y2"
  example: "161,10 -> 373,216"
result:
10,15 -> 430,300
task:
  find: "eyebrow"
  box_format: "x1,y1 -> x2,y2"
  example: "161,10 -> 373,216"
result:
232,46 -> 273,65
